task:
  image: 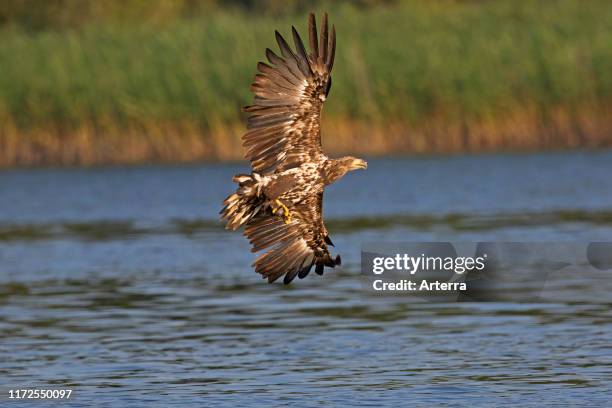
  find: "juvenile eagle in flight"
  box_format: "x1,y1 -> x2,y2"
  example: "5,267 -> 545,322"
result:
220,13 -> 367,284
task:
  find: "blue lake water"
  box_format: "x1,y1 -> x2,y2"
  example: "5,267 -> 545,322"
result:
1,150 -> 612,406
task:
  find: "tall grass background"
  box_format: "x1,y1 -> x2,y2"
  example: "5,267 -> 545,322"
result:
1,0 -> 612,166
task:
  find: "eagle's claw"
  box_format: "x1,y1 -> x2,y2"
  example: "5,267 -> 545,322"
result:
273,199 -> 292,224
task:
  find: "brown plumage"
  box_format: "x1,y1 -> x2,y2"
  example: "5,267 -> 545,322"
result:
220,13 -> 367,284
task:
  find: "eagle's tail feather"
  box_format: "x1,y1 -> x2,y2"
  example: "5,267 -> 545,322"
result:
220,173 -> 265,230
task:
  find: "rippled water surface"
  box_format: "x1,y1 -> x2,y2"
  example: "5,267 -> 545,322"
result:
1,151 -> 612,406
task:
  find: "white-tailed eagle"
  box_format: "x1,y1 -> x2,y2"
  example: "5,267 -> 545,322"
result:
221,13 -> 367,284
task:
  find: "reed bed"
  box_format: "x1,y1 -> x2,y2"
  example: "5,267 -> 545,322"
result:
1,0 -> 612,166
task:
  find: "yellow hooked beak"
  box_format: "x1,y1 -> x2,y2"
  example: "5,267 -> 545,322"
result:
350,158 -> 368,170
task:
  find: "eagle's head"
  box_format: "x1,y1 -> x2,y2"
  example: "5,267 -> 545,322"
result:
323,156 -> 367,185
342,156 -> 368,171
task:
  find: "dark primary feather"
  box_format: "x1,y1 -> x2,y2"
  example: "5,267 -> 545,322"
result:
308,13 -> 318,59
320,13 -> 328,65
242,13 -> 336,175
292,26 -> 312,76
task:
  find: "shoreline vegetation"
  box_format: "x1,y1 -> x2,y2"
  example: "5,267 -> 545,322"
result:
1,0 -> 612,167
3,108 -> 612,167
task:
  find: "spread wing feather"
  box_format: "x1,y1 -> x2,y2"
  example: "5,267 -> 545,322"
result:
245,193 -> 339,284
243,13 -> 336,174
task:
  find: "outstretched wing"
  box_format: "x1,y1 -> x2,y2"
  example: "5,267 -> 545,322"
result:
243,13 -> 336,174
244,193 -> 340,284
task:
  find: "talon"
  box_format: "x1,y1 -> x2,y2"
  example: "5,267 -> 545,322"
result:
273,199 -> 292,224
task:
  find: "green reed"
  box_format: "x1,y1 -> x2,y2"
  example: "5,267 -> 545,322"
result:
0,0 -> 611,164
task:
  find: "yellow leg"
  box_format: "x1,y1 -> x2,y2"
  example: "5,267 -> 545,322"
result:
283,208 -> 292,224
272,199 -> 292,224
